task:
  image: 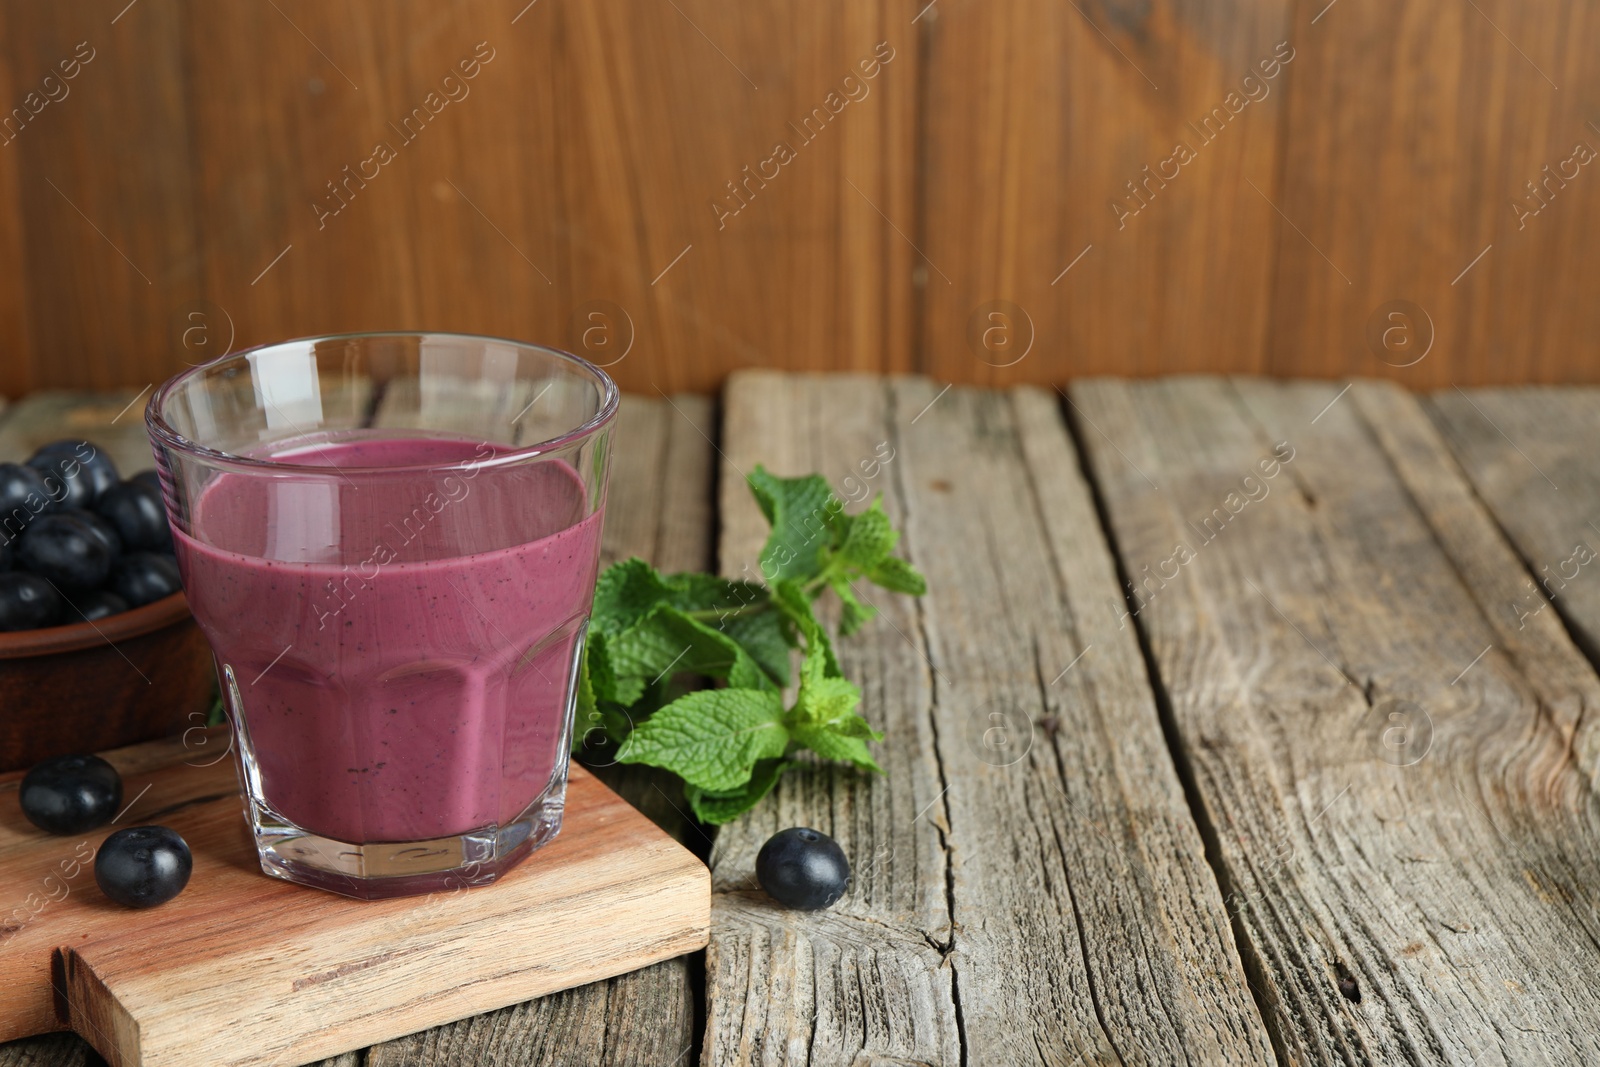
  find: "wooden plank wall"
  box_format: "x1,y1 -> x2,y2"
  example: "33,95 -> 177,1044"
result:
0,0 -> 1594,398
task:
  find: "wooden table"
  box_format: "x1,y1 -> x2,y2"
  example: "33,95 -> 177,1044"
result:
3,373 -> 1598,1066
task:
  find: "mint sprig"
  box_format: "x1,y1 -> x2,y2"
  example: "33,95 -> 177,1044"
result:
575,466 -> 926,824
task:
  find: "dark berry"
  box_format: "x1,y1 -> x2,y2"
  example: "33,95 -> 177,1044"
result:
57,507 -> 122,558
0,571 -> 62,630
29,439 -> 82,456
755,827 -> 851,910
110,551 -> 182,607
131,469 -> 163,492
95,826 -> 192,908
95,481 -> 171,552
26,441 -> 119,510
0,539 -> 11,571
0,461 -> 52,531
68,589 -> 130,622
19,754 -> 123,835
17,514 -> 114,590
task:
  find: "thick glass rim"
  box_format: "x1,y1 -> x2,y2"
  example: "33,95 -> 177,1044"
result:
146,331 -> 620,476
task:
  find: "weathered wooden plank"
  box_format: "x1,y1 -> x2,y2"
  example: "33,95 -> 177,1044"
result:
0,1034 -> 98,1067
0,1035 -> 360,1067
2,0 -> 203,395
0,389 -> 156,472
1267,0 -> 1600,388
1073,376 -> 1600,1064
167,0 -> 916,401
0,378 -> 376,473
0,3 -> 32,401
707,371 -> 1272,1065
369,376 -> 535,441
364,393 -> 714,1067
919,0 -> 1291,387
1430,386 -> 1600,665
710,373 -> 955,1067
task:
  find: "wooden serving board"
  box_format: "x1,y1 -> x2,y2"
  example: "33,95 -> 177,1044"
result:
0,730 -> 709,1067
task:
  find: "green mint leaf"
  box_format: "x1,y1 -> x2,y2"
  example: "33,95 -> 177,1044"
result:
661,572 -> 792,685
790,723 -> 883,774
577,466 -> 928,823
609,673 -> 647,707
837,497 -> 897,570
575,704 -> 635,753
685,758 -> 791,825
609,603 -> 774,694
601,705 -> 635,744
792,673 -> 862,726
592,558 -> 674,638
585,630 -> 618,704
785,622 -> 879,773
825,501 -> 855,542
616,688 -> 788,793
866,555 -> 927,596
721,607 -> 794,686
831,579 -> 877,637
574,633 -> 632,754
772,578 -> 843,679
574,650 -> 599,754
664,572 -> 767,615
823,712 -> 882,741
748,465 -> 842,581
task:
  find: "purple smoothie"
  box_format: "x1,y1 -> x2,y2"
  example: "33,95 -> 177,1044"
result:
172,434 -> 604,844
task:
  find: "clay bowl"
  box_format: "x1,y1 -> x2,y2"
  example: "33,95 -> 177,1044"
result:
0,591 -> 215,773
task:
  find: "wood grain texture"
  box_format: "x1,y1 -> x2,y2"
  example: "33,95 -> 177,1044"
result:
708,371 -> 1272,1064
0,389 -> 159,476
1267,0 -> 1600,387
7,3 -> 1600,393
0,731 -> 706,1067
0,1037 -> 366,1067
362,393 -> 717,1067
2,0 -> 917,399
1430,386 -> 1600,664
0,0 -> 201,398
919,0 -> 1293,387
1073,376 -> 1600,1063
0,5 -> 33,399
368,376 -> 537,440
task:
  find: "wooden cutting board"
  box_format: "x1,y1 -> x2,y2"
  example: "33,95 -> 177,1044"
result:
0,730 -> 709,1067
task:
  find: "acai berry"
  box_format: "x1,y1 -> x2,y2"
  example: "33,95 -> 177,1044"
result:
19,754 -> 123,835
0,461 -> 51,531
26,441 -> 119,511
95,481 -> 171,552
57,507 -> 122,558
95,826 -> 192,908
110,551 -> 182,607
756,827 -> 852,911
0,572 -> 61,630
68,589 -> 131,622
18,513 -> 115,590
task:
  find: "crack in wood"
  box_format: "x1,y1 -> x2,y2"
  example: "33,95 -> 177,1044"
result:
1073,377 -> 1600,1065
1058,386 -> 1289,1067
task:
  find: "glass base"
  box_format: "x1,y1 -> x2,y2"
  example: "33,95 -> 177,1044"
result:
247,784 -> 567,900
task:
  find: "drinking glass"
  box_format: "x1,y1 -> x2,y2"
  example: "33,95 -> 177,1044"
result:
147,333 -> 616,899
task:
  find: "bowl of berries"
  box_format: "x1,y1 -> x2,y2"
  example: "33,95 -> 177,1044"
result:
0,439 -> 214,773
